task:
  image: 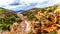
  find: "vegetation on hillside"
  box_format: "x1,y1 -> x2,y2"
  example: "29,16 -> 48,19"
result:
22,5 -> 57,21
0,8 -> 22,30
0,5 -> 60,34
22,5 -> 60,34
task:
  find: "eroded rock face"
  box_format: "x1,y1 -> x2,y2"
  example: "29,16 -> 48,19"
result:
0,22 -> 27,34
9,22 -> 27,34
0,30 -> 9,34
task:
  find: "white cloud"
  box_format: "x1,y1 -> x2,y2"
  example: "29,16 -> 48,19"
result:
20,0 -> 47,3
0,0 -> 14,5
0,0 -> 60,12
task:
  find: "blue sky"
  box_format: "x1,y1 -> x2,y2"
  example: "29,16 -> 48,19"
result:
0,0 -> 60,12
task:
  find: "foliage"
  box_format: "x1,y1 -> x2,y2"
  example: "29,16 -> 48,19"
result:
22,5 -> 57,21
46,31 -> 57,34
0,8 -> 22,30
